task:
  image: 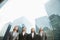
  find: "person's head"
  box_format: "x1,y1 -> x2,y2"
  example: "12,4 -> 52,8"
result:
22,27 -> 26,32
13,26 -> 18,32
31,28 -> 35,33
39,27 -> 43,33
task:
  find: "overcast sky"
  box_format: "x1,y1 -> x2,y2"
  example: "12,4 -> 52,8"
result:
0,0 -> 50,31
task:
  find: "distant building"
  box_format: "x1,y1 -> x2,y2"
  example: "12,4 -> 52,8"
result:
3,24 -> 11,40
0,22 -> 11,40
35,25 -> 39,33
10,17 -> 32,33
45,0 -> 60,40
45,0 -> 60,16
43,27 -> 53,40
0,22 -> 12,36
35,16 -> 52,29
0,0 -> 8,8
0,0 -> 4,3
35,16 -> 53,40
49,14 -> 60,40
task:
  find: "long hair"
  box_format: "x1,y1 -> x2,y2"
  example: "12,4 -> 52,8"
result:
39,28 -> 43,33
13,28 -> 18,32
13,26 -> 18,32
22,27 -> 26,32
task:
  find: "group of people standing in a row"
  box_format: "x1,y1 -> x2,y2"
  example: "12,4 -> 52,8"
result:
7,26 -> 47,40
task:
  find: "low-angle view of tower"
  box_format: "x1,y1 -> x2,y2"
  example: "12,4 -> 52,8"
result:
45,0 -> 60,40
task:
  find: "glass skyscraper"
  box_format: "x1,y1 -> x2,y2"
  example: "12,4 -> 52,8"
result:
45,0 -> 60,40
49,15 -> 60,40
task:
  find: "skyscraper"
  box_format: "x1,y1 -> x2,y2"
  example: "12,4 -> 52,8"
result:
0,22 -> 11,40
35,16 -> 51,29
35,16 -> 53,40
36,25 -> 39,33
3,24 -> 11,40
45,0 -> 60,16
0,0 -> 4,3
49,14 -> 60,40
0,0 -> 8,8
45,0 -> 60,40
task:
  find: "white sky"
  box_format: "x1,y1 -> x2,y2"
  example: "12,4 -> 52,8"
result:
0,0 -> 49,31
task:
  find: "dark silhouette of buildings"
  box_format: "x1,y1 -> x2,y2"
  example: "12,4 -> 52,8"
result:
3,24 -> 11,40
0,0 -> 4,3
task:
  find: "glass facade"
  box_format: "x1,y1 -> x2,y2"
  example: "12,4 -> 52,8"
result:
35,16 -> 53,40
49,14 -> 60,40
3,24 -> 11,40
0,0 -> 8,8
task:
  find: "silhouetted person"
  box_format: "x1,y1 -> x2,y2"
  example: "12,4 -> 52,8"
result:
38,28 -> 47,40
19,27 -> 28,40
7,26 -> 19,40
28,28 -> 37,40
